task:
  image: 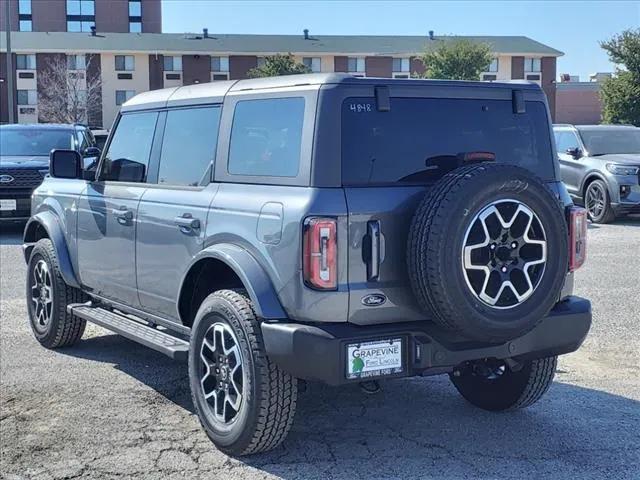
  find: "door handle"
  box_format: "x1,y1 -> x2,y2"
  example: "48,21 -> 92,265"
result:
174,214 -> 200,234
366,220 -> 381,281
112,206 -> 133,225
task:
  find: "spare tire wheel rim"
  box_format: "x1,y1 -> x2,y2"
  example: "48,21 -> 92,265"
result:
462,199 -> 547,309
199,322 -> 245,426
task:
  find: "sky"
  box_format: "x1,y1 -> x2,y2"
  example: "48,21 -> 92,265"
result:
161,0 -> 640,81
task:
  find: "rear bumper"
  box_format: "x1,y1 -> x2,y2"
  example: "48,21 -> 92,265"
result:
262,296 -> 591,385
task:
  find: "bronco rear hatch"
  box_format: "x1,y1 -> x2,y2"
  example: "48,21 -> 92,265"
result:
340,91 -> 557,325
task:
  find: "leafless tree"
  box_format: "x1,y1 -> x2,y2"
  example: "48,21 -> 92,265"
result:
38,54 -> 102,125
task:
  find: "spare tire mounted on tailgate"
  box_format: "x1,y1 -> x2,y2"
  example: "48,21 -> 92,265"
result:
408,163 -> 568,343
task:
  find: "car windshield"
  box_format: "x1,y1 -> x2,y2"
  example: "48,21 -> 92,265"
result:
0,128 -> 74,158
580,129 -> 640,156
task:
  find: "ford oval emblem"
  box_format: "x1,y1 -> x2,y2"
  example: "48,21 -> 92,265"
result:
361,294 -> 387,307
0,175 -> 14,184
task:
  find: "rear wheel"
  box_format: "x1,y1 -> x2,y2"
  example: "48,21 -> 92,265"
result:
407,164 -> 569,342
585,179 -> 615,224
450,356 -> 557,411
26,239 -> 87,348
189,290 -> 297,456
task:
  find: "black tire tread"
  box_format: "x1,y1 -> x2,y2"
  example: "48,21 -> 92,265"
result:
408,163 -> 566,341
193,290 -> 297,456
509,356 -> 557,410
585,179 -> 615,224
29,239 -> 87,348
450,356 -> 557,411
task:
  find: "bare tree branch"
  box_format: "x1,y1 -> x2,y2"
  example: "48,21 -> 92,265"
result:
38,55 -> 102,124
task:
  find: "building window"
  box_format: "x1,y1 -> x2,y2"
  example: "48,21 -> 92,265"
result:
67,54 -> 86,70
66,0 -> 95,32
16,54 -> 36,70
487,58 -> 499,73
18,0 -> 31,14
17,90 -> 37,106
129,0 -> 142,32
18,0 -> 32,31
163,56 -> 182,72
392,58 -> 410,73
211,56 -> 229,73
302,57 -> 321,73
392,58 -> 410,78
115,55 -> 135,71
347,57 -> 365,73
525,57 -> 541,72
128,0 -> 141,16
115,90 -> 136,106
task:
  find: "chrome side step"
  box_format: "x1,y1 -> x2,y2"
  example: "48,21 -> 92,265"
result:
68,304 -> 189,361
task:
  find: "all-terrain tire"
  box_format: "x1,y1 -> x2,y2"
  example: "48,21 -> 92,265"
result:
26,238 -> 87,348
407,163 -> 569,342
450,356 -> 557,411
188,289 -> 297,456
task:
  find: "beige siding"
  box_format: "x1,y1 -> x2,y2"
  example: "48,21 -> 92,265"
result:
100,53 -> 150,127
16,53 -> 38,124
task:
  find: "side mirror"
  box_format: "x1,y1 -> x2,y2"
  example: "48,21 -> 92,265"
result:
49,149 -> 82,179
104,158 -> 146,183
83,146 -> 101,158
566,147 -> 582,159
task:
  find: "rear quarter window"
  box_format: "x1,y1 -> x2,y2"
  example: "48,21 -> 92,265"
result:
341,97 -> 555,185
228,97 -> 305,178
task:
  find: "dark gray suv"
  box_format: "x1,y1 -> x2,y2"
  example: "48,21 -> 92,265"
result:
23,74 -> 592,456
554,124 -> 640,223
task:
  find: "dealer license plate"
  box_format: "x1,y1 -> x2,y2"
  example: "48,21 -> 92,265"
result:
0,200 -> 17,211
346,338 -> 403,380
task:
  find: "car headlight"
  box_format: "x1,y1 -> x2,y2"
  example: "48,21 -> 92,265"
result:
605,163 -> 639,176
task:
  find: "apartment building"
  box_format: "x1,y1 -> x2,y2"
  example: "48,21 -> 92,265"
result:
1,3 -> 562,127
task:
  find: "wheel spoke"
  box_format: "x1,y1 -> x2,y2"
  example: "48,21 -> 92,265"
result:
462,200 -> 547,309
200,321 -> 244,425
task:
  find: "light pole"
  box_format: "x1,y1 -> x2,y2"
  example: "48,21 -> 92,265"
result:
5,0 -> 15,123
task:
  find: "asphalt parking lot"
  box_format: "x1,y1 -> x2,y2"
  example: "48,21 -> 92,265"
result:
1,218 -> 639,480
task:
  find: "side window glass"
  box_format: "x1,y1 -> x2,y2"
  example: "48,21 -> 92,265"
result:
101,112 -> 158,182
557,132 -> 579,154
77,131 -> 89,151
228,97 -> 305,177
158,106 -> 221,186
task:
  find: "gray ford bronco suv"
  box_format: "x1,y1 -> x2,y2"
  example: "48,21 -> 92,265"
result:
24,74 -> 592,456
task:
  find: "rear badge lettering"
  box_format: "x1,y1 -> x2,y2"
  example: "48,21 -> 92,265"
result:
361,294 -> 387,307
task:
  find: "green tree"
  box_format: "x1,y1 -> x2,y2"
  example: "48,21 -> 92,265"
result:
599,28 -> 640,125
418,39 -> 493,80
247,53 -> 311,78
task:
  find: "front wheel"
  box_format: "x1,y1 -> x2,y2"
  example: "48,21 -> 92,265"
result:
26,239 -> 87,348
450,356 -> 557,411
585,179 -> 615,224
188,290 -> 297,456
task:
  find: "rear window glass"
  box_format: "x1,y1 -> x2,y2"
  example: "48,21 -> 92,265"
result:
158,106 -> 221,186
341,97 -> 554,185
228,97 -> 304,178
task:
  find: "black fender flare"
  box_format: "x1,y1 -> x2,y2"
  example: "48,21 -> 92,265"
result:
23,212 -> 81,289
180,243 -> 287,320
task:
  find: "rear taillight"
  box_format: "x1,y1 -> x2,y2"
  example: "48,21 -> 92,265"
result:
568,206 -> 587,271
303,217 -> 337,290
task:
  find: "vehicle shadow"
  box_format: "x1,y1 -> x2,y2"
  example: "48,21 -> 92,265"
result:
60,333 -> 640,479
